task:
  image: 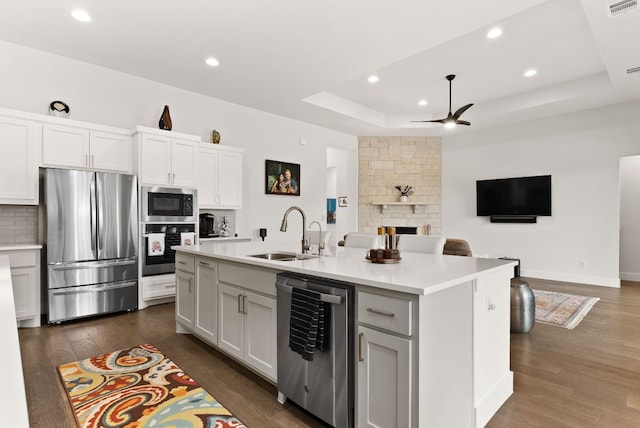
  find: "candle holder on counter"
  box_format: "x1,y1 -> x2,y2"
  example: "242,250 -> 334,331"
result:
365,226 -> 401,263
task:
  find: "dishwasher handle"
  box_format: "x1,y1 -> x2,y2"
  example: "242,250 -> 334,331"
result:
276,281 -> 343,305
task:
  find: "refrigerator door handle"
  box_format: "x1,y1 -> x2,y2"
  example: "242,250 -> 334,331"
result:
90,173 -> 98,258
49,258 -> 137,270
51,281 -> 137,295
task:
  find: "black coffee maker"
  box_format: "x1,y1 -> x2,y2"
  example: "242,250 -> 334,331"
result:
199,213 -> 216,237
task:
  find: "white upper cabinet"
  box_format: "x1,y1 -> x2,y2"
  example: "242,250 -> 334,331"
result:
197,143 -> 243,209
42,124 -> 131,173
134,126 -> 198,187
0,114 -> 41,205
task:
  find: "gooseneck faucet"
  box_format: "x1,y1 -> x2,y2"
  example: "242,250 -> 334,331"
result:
280,206 -> 310,254
308,221 -> 325,256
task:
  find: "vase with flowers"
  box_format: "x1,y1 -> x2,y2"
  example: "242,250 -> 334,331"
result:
394,185 -> 414,202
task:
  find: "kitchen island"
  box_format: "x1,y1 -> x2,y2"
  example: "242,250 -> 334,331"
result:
173,240 -> 516,428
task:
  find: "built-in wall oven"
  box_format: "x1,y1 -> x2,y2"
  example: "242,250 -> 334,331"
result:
141,223 -> 196,276
141,186 -> 196,223
140,186 -> 197,277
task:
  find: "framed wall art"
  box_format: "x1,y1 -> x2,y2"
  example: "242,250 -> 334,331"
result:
338,196 -> 348,207
265,160 -> 300,196
327,198 -> 336,224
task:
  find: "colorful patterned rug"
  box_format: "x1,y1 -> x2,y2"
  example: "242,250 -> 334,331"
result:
532,289 -> 600,329
57,343 -> 247,428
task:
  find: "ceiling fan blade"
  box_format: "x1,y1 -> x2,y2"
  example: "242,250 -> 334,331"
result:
455,120 -> 471,126
452,103 -> 473,120
410,119 -> 445,124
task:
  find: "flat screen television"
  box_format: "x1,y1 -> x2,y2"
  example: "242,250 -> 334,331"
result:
476,175 -> 551,217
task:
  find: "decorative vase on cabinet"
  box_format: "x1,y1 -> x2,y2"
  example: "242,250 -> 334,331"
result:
159,105 -> 172,131
399,195 -> 408,203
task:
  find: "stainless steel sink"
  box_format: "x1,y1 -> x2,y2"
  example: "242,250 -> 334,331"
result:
248,252 -> 319,261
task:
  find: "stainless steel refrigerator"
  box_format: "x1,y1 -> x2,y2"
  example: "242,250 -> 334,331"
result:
45,168 -> 138,323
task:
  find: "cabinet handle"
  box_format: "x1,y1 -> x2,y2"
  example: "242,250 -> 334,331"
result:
167,172 -> 171,184
238,294 -> 242,314
91,154 -> 94,167
358,333 -> 364,362
367,308 -> 395,318
243,295 -> 248,314
173,173 -> 176,184
85,154 -> 89,166
198,261 -> 209,266
178,261 -> 187,265
188,278 -> 192,293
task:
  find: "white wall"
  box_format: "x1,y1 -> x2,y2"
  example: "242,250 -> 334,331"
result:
442,101 -> 640,287
0,40 -> 357,245
327,147 -> 358,246
619,155 -> 640,281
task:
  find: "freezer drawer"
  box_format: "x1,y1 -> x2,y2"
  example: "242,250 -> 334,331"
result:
48,258 -> 137,289
48,280 -> 137,323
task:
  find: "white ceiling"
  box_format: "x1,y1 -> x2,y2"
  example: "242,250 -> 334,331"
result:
0,0 -> 638,136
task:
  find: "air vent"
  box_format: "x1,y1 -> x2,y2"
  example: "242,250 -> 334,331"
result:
608,0 -> 637,16
626,66 -> 640,75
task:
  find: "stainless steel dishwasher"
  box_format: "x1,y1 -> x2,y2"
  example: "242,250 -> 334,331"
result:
276,272 -> 354,428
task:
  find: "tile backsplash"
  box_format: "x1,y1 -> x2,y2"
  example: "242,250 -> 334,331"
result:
0,205 -> 39,245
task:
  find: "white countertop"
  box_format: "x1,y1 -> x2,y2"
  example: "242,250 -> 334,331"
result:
173,240 -> 515,296
0,244 -> 42,251
0,255 -> 30,427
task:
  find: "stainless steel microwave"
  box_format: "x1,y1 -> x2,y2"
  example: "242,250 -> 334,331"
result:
141,186 -> 197,223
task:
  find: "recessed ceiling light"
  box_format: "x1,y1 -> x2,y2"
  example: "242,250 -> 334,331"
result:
368,75 -> 379,83
205,57 -> 220,67
71,9 -> 91,22
418,100 -> 428,106
524,69 -> 537,77
487,27 -> 502,39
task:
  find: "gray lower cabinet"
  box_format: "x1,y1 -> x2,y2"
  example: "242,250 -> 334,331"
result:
194,257 -> 218,344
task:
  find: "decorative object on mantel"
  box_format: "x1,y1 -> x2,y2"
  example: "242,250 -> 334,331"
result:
211,129 -> 221,144
49,100 -> 70,118
394,185 -> 414,202
158,105 -> 172,130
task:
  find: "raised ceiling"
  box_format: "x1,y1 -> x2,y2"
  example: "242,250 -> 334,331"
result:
0,0 -> 638,136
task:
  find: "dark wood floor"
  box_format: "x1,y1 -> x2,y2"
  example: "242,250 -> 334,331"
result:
18,278 -> 640,427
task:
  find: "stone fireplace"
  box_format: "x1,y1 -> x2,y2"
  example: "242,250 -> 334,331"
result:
358,136 -> 442,235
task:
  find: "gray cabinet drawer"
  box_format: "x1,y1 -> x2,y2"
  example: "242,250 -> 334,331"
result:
358,291 -> 412,336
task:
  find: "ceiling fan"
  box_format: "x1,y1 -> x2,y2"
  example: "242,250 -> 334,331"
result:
413,74 -> 473,128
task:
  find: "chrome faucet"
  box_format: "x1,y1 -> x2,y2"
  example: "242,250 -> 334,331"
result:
308,221 -> 325,256
280,206 -> 310,254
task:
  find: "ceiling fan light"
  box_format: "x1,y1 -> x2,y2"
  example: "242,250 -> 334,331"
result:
444,121 -> 456,129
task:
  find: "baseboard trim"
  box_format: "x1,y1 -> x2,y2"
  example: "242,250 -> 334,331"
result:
620,272 -> 640,282
474,371 -> 513,428
522,269 -> 620,288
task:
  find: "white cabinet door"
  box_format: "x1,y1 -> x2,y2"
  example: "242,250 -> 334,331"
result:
43,124 -> 90,168
196,144 -> 219,207
0,116 -> 40,204
175,270 -> 195,328
194,258 -> 218,345
218,283 -> 244,360
90,131 -> 131,172
11,267 -> 37,320
140,133 -> 172,185
218,149 -> 242,208
244,289 -> 277,379
357,325 -> 412,428
171,137 -> 197,187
